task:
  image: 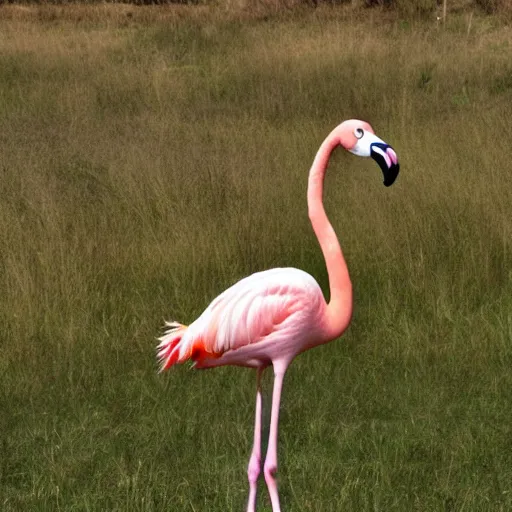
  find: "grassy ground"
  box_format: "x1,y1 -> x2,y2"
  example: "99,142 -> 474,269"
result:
1,3 -> 511,511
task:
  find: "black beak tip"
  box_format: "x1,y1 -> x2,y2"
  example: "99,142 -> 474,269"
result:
383,163 -> 400,187
370,143 -> 400,188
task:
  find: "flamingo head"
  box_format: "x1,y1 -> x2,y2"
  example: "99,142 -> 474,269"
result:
337,119 -> 400,187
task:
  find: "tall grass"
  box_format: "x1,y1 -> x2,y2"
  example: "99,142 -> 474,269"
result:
0,5 -> 511,510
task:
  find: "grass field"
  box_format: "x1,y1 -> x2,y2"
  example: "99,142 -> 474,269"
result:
1,3 -> 511,510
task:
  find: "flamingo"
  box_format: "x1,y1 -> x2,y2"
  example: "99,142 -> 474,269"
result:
157,119 -> 399,511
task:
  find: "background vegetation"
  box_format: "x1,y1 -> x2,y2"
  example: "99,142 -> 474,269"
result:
1,2 -> 511,510
1,0 -> 512,19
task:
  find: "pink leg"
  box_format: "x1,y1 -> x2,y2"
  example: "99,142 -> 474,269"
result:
246,367 -> 264,512
263,363 -> 287,512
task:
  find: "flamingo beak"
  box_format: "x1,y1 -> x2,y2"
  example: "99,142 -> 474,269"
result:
370,142 -> 400,187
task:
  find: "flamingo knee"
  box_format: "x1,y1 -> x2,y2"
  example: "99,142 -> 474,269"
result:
247,453 -> 261,484
263,460 -> 277,485
263,459 -> 281,512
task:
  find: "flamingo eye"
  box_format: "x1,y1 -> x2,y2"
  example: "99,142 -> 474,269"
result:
355,128 -> 364,139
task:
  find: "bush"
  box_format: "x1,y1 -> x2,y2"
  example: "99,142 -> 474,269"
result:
474,0 -> 512,14
363,0 -> 437,17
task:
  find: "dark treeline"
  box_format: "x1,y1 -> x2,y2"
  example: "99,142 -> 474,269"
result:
0,0 -> 510,16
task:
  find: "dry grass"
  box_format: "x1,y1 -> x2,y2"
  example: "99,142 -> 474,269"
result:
0,4 -> 511,511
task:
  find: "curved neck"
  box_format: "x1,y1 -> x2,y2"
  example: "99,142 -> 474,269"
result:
307,131 -> 353,340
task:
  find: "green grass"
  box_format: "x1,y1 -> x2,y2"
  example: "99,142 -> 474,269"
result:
1,4 -> 511,511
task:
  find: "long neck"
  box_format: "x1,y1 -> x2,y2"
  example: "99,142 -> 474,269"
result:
307,131 -> 353,340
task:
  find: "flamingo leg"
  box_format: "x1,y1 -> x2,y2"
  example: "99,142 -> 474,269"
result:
263,364 -> 287,512
246,367 -> 264,512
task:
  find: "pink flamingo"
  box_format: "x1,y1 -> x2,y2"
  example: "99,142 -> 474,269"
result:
157,119 -> 399,511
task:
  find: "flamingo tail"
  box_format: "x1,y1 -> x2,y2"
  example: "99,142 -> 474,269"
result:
157,321 -> 188,372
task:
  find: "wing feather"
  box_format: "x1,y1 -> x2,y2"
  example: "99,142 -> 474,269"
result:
179,268 -> 324,361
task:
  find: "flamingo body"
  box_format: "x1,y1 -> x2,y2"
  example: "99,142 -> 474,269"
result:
158,267 -> 327,371
157,119 -> 399,512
